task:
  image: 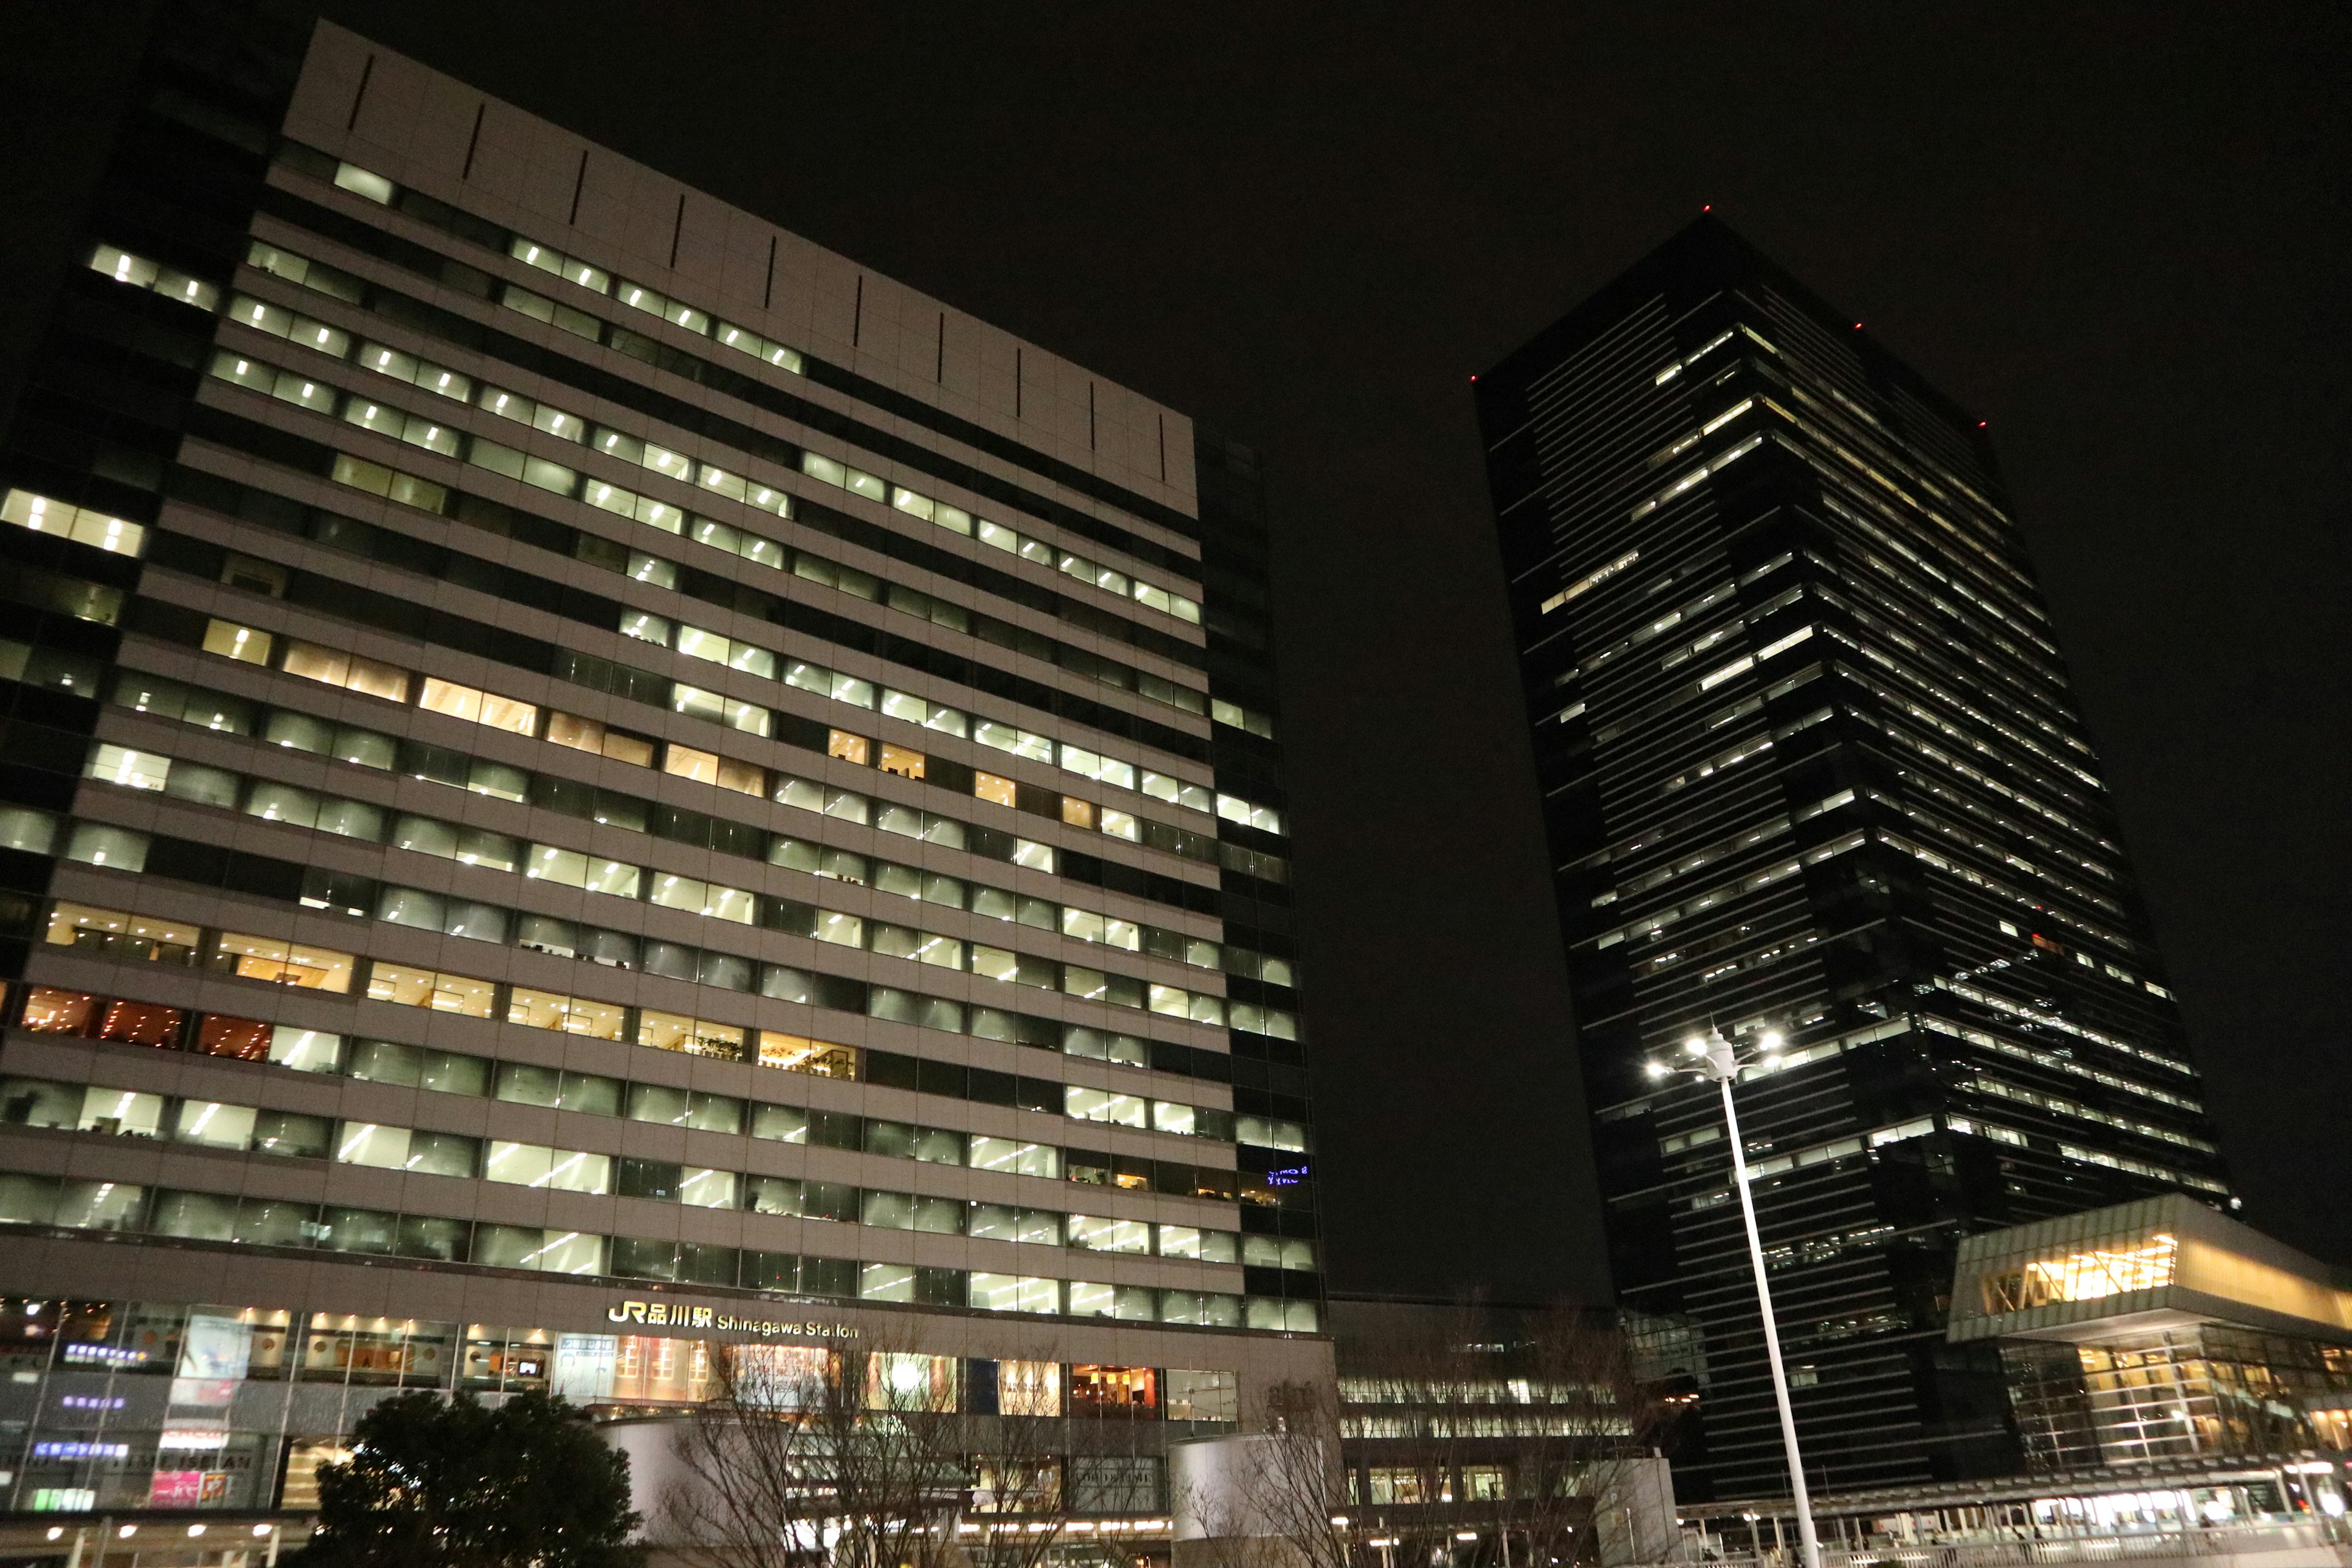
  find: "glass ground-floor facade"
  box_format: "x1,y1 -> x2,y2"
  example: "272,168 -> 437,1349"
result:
0,1245 -> 1327,1520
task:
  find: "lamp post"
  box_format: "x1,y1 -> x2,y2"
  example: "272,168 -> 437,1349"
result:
1648,1028 -> 1823,1568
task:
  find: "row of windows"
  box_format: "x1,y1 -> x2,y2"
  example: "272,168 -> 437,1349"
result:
167,458 -> 1287,848
214,213 -> 1212,687
1872,784 -> 2125,927
1962,1076 -> 2216,1155
1813,600 -> 2103,807
0,1174 -> 1319,1332
1592,830 -> 1866,952
300,166 -> 1207,627
90,729 -> 1288,986
1591,789 -> 1854,910
18,927 -> 1257,1145
29,895 -> 1311,1131
1893,756 -> 2116,894
1918,1014 -> 2198,1116
209,290 -> 1216,731
61,777 -> 1292,1043
81,738 -> 1292,1029
0,489 -> 145,558
10,979 -> 1305,1191
22,810 -> 1311,1100
1875,827 -> 2130,963
1934,977 -> 2195,1082
17,942 -> 1297,1153
1804,543 -> 2094,772
1748,353 -> 2049,633
1,1074 -> 1317,1270
7,1298 -> 1237,1427
103,660 -> 1286,933
175,350 -> 1248,823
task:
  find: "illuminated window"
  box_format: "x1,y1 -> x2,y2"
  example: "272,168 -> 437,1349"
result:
974,771 -> 1017,807
365,965 -> 496,1019
878,744 -> 924,780
1069,1365 -> 1156,1411
1984,1235 -> 2179,1312
212,932 -> 355,992
202,619 -> 271,666
828,729 -> 871,766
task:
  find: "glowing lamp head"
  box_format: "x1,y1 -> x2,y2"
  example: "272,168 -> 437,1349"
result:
1759,1030 -> 1784,1054
1645,1061 -> 1668,1080
1684,1037 -> 1708,1056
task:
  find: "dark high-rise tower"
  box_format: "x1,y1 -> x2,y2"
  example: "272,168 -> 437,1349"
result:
1474,218 -> 2230,1499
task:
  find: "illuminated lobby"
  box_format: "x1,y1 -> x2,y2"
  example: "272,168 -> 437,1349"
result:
1675,1196 -> 2352,1552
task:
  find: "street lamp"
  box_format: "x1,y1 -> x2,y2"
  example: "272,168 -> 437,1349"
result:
1647,1027 -> 1822,1568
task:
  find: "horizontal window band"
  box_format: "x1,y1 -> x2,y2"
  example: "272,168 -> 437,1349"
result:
0,1175 -> 1319,1329
41,818 -> 1312,1087
168,406 -> 1216,767
259,173 -> 1207,576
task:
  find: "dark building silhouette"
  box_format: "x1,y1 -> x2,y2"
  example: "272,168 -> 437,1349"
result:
1472,217 -> 2231,1499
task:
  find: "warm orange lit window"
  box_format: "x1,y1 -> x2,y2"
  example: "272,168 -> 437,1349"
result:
287,641 -> 409,703
213,932 -> 355,993
758,1031 -> 859,1079
1061,797 -> 1096,830
480,693 -> 537,735
639,1010 -> 747,1061
547,712 -> 655,766
974,771 -> 1016,807
197,1014 -> 271,1060
21,987 -> 96,1034
418,677 -> 485,722
96,998 -> 183,1047
878,744 -> 924,780
665,744 -> 720,785
829,730 -> 871,766
546,711 -> 603,754
1069,1365 -> 1157,1411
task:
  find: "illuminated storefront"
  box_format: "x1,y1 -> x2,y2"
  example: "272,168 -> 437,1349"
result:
1951,1196 -> 2352,1475
0,1293 -> 1246,1518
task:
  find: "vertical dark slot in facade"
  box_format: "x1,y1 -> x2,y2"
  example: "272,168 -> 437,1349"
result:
461,102 -> 484,180
345,53 -> 372,129
567,148 -> 587,225
1472,216 -> 2230,1501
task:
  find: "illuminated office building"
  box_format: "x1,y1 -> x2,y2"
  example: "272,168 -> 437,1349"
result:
1473,217 -> 2231,1498
0,9 -> 1324,1528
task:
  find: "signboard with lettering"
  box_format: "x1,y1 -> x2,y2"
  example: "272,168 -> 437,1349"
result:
606,1300 -> 859,1340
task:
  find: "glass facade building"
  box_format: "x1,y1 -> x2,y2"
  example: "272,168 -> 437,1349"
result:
0,9 -> 1325,1526
1951,1195 -> 2352,1473
1472,218 -> 2232,1498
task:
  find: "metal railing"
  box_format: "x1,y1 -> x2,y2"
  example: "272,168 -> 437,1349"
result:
1653,1520 -> 2352,1568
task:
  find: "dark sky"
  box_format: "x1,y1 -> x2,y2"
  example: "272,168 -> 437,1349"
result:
296,2 -> 2345,1295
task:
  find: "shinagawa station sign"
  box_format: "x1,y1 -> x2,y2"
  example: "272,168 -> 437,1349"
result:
607,1298 -> 861,1339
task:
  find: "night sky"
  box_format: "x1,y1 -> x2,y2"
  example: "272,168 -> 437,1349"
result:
242,2 -> 2352,1295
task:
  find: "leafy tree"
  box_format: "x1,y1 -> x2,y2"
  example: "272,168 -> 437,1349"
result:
295,1389 -> 643,1568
